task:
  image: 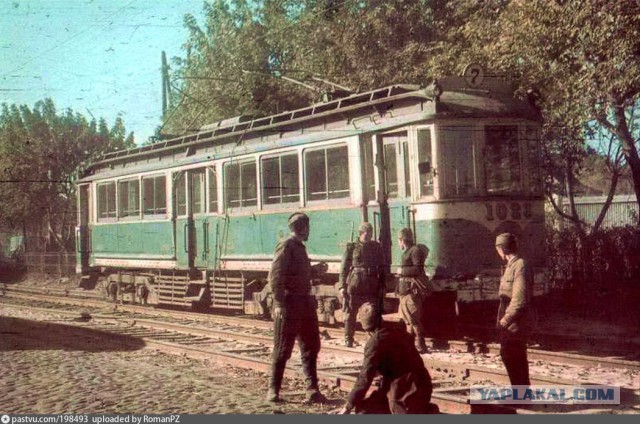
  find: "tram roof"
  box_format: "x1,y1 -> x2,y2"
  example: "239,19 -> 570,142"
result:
79,77 -> 540,181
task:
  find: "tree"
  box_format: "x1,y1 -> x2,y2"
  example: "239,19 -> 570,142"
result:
162,0 -> 446,136
0,100 -> 134,252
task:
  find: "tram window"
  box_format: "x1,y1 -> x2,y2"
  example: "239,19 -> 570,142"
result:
118,179 -> 140,218
305,145 -> 350,201
525,125 -> 543,195
191,169 -> 206,214
207,168 -> 218,213
402,141 -> 411,197
384,143 -> 398,198
440,126 -> 478,197
224,160 -> 257,208
362,138 -> 376,202
97,182 -> 116,221
262,154 -> 300,205
417,129 -> 433,197
142,175 -> 167,216
174,172 -> 187,216
485,125 -> 522,194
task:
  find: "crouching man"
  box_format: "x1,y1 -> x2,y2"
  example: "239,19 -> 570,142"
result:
333,302 -> 437,414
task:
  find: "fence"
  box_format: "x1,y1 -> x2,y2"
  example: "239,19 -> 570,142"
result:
558,195 -> 638,229
23,252 -> 77,278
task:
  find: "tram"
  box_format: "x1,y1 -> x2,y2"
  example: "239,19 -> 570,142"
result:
76,65 -> 548,323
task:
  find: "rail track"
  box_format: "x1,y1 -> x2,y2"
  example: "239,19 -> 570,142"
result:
2,286 -> 639,414
4,285 -> 640,371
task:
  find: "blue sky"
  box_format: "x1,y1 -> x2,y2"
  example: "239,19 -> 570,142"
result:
0,0 -> 206,144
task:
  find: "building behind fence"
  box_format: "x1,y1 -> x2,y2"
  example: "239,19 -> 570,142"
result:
559,194 -> 639,229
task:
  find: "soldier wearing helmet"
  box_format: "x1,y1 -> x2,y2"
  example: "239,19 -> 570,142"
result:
266,212 -> 328,404
396,227 -> 431,354
495,232 -> 532,386
338,222 -> 385,347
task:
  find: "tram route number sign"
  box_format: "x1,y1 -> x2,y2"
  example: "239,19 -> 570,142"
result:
484,202 -> 532,221
463,63 -> 485,88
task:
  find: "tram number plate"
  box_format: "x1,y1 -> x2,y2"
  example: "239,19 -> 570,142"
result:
484,202 -> 532,221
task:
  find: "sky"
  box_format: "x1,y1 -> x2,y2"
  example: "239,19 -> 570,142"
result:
0,0 -> 207,144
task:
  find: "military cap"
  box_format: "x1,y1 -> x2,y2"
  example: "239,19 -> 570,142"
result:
288,212 -> 309,232
357,302 -> 380,331
495,233 -> 516,247
359,222 -> 373,234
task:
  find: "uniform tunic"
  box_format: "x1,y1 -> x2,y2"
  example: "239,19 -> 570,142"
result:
345,323 -> 433,414
497,255 -> 532,386
339,240 -> 385,341
268,235 -> 321,393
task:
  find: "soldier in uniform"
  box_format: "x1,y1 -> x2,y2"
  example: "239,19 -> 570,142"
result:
338,222 -> 385,348
266,212 -> 328,404
333,302 -> 435,414
495,233 -> 532,386
396,228 -> 431,354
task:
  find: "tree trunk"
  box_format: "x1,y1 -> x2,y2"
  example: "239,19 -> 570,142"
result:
612,104 -> 640,225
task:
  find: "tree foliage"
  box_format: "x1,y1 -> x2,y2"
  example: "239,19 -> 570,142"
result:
0,99 -> 134,251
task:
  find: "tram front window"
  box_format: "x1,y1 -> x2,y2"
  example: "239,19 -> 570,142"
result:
485,125 -> 522,195
440,126 -> 478,197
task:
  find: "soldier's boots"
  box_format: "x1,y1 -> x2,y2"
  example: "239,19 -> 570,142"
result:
344,337 -> 354,348
305,390 -> 328,404
266,388 -> 281,403
415,337 -> 429,354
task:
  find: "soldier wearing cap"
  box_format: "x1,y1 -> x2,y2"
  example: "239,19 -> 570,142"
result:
396,228 -> 431,354
338,222 -> 385,347
495,232 -> 532,386
266,212 -> 328,404
333,302 -> 435,414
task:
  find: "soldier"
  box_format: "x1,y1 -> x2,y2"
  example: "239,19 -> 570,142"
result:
495,233 -> 532,386
266,212 -> 328,404
396,228 -> 431,354
333,302 -> 435,414
338,222 -> 385,348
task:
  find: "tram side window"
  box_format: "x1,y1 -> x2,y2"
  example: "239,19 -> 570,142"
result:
305,145 -> 350,201
142,175 -> 167,217
485,125 -> 522,195
224,160 -> 257,208
362,137 -> 376,202
207,168 -> 218,213
97,182 -> 116,221
525,125 -> 543,195
118,179 -> 140,218
174,172 -> 187,216
190,169 -> 206,214
384,143 -> 398,198
440,126 -> 478,197
417,129 -> 434,197
262,154 -> 300,205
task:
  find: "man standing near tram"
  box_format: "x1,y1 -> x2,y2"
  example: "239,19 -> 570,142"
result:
266,212 -> 328,404
338,222 -> 385,348
396,228 -> 431,354
495,232 -> 532,386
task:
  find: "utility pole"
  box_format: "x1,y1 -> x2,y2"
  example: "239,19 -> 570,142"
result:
161,51 -> 171,118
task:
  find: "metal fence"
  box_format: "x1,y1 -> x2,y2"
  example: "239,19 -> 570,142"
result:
558,194 -> 638,229
23,252 -> 76,278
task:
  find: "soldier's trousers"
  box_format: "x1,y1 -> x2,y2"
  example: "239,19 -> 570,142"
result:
399,293 -> 426,338
269,303 -> 321,393
500,332 -> 530,386
343,294 -> 378,342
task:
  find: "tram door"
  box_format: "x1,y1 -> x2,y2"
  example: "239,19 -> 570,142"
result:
174,169 -> 211,270
75,184 -> 91,273
364,132 -> 413,269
